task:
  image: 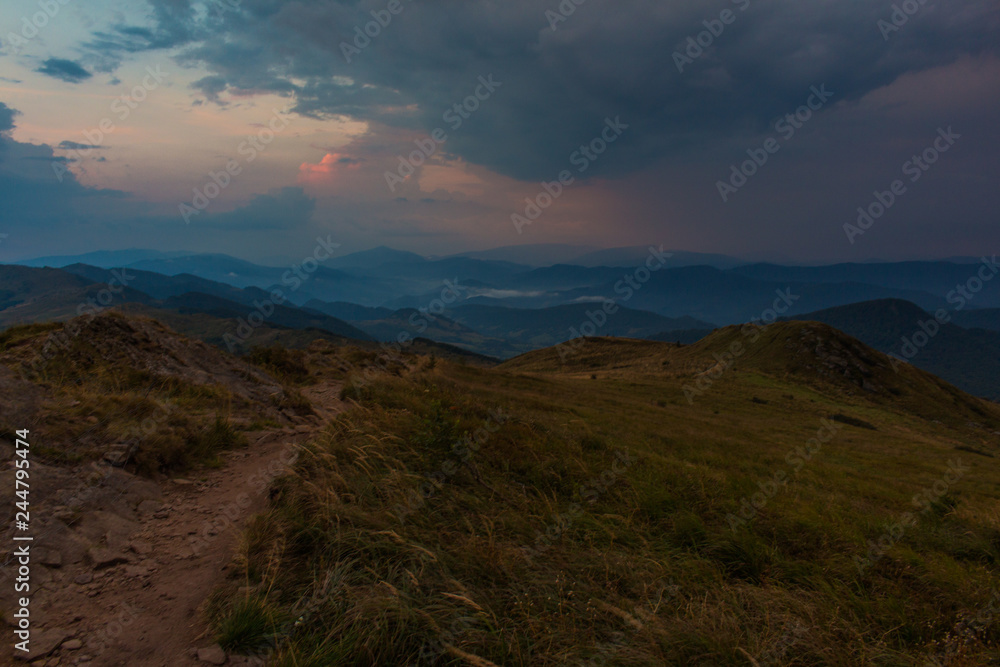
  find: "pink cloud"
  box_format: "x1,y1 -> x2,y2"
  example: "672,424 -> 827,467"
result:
298,152 -> 362,180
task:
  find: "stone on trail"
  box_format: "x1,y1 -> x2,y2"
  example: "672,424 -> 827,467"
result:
89,548 -> 129,570
13,628 -> 70,661
197,644 -> 227,664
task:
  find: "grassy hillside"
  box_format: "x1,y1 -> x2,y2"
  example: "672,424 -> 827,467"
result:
0,313 -> 306,473
207,322 -> 1000,665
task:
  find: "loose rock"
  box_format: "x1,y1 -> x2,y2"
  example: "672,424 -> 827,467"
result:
197,644 -> 227,665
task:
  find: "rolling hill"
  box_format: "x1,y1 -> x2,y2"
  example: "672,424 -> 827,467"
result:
60,264 -> 269,306
0,265 -> 158,328
302,300 -> 393,322
0,265 -> 507,364
216,320 -> 1000,664
3,310 -> 1000,664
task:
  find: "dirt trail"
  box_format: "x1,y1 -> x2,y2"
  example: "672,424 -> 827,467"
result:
4,380 -> 346,666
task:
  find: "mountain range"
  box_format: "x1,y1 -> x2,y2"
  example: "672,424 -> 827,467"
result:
4,248 -> 1000,400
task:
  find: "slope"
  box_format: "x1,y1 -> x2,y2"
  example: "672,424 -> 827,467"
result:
0,265 -> 158,329
203,321 -> 1000,665
0,313 -> 360,665
61,263 -> 268,306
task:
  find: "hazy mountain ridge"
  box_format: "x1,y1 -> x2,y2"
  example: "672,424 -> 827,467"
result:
15,248 -> 972,320
733,259 -> 1000,306
5,256 -> 1000,399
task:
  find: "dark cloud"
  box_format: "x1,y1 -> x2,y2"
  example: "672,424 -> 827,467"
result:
4,2 -> 995,262
88,0 -> 999,181
0,103 -> 18,134
201,186 -> 316,230
0,104 -> 320,261
58,141 -> 108,150
83,2 -> 204,71
192,75 -> 229,103
36,58 -> 93,83
0,104 -> 136,240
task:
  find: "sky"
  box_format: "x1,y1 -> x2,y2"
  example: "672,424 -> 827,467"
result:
0,0 -> 997,265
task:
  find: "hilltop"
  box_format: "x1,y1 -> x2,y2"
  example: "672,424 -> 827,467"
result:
2,313 -> 1000,665
787,299 -> 1000,400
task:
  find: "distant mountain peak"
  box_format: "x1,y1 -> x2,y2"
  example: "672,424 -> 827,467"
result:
16,249 -> 194,269
329,246 -> 427,268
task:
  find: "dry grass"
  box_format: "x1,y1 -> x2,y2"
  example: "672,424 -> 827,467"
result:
210,324 -> 1000,665
0,314 -> 288,474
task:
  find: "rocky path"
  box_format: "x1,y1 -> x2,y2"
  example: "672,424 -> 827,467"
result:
2,381 -> 346,666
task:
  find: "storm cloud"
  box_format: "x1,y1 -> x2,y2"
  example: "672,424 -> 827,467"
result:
36,58 -> 92,83
86,0 -> 999,180
1,0 -> 997,262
